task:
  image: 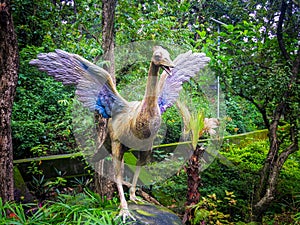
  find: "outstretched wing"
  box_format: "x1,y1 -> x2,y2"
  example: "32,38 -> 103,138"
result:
30,49 -> 127,118
158,51 -> 210,113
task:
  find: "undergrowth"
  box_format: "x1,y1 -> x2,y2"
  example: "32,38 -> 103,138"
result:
151,140 -> 300,224
0,189 -> 130,225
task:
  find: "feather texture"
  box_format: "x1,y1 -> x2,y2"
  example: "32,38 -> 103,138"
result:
158,51 -> 210,113
30,49 -> 127,118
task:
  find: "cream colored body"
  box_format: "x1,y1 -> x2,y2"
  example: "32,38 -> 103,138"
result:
110,100 -> 161,151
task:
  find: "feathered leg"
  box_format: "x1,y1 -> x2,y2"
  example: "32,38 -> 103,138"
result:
130,150 -> 151,202
130,165 -> 141,202
112,139 -> 135,222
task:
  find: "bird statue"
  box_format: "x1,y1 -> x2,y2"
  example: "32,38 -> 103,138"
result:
30,46 -> 210,221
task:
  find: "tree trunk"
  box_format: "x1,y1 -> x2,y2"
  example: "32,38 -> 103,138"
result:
251,3 -> 300,217
251,100 -> 299,222
251,123 -> 298,222
101,0 -> 116,81
250,1 -> 300,222
94,0 -> 117,200
182,145 -> 205,224
0,0 -> 19,203
94,113 -> 116,200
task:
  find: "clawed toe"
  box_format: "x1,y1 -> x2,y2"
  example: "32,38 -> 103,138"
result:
130,193 -> 138,203
116,208 -> 136,223
130,187 -> 143,203
130,194 -> 145,204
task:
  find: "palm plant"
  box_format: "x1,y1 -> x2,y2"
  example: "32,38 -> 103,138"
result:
177,101 -> 219,224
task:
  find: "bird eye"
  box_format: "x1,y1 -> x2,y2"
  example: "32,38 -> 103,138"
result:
154,53 -> 161,61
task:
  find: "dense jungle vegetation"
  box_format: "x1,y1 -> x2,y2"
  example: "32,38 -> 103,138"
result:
1,0 -> 299,224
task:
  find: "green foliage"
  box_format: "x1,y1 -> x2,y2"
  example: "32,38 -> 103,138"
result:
151,170 -> 187,212
279,150 -> 300,190
295,195 -> 300,223
11,0 -> 262,161
161,106 -> 182,144
12,46 -> 77,159
12,0 -> 58,48
190,191 -> 237,225
116,0 -> 199,46
225,95 -> 265,134
151,139 -> 300,223
221,140 -> 268,172
200,162 -> 254,222
0,190 -> 128,225
9,1 -> 300,224
11,1 -> 107,160
222,140 -> 300,209
207,1 -> 300,135
28,174 -> 67,201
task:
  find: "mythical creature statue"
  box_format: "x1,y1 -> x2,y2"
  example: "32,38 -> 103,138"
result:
30,46 -> 210,221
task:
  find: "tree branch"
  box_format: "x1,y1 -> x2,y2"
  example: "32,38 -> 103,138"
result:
79,24 -> 101,45
292,42 -> 300,80
231,62 -> 273,71
277,0 -> 290,60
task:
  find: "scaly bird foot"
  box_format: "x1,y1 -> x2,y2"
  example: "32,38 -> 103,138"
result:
129,189 -> 140,203
130,194 -> 139,203
116,208 -> 136,224
130,192 -> 146,204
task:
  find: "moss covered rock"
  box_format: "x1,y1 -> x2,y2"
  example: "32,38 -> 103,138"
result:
13,166 -> 34,202
129,202 -> 183,225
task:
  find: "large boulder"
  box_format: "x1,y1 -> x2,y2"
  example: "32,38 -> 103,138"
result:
129,202 -> 183,225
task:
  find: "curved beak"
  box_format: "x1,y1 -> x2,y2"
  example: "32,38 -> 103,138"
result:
161,62 -> 175,76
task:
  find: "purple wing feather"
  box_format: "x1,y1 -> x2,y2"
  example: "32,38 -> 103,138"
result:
30,49 -> 127,118
158,51 -> 210,113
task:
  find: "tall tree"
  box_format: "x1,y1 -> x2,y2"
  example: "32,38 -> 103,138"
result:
0,0 -> 19,202
204,0 -> 299,221
94,0 -> 117,200
102,0 -> 116,80
250,1 -> 299,221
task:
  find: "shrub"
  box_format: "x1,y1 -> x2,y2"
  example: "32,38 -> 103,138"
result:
0,190 -> 128,225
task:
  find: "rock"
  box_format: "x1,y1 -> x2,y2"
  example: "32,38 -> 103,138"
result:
13,166 -> 34,203
128,202 -> 183,225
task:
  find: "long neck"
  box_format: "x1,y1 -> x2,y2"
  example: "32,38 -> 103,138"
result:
133,62 -> 161,139
143,62 -> 160,105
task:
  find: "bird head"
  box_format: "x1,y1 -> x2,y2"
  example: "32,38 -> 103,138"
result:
152,46 -> 175,75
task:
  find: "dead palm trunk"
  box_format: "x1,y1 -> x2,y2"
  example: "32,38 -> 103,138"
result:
177,104 -> 219,224
182,144 -> 205,224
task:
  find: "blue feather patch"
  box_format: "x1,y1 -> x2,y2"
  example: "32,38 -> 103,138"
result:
95,97 -> 110,118
158,96 -> 168,113
80,61 -> 89,70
